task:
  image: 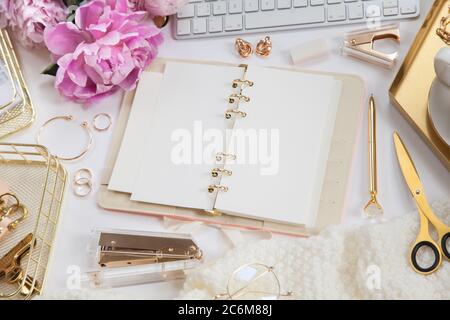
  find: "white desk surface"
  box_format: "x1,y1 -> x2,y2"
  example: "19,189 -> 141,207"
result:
6,0 -> 449,299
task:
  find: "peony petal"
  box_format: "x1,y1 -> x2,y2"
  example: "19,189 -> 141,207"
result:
75,0 -> 105,31
97,30 -> 121,46
44,23 -> 87,58
118,67 -> 140,90
67,57 -> 88,87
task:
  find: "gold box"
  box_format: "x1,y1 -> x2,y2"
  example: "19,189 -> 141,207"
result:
390,0 -> 450,170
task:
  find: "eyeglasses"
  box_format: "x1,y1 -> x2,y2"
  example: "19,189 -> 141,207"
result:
214,263 -> 294,300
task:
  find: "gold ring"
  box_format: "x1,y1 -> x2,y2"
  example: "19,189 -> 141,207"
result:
36,115 -> 93,161
74,168 -> 93,185
92,113 -> 112,132
73,177 -> 93,197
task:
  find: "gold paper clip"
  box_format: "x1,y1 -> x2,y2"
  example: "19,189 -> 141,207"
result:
232,79 -> 254,89
211,168 -> 233,177
225,109 -> 247,119
98,231 -> 203,268
208,184 -> 228,193
342,24 -> 400,69
0,203 -> 28,230
229,94 -> 250,104
0,233 -> 41,297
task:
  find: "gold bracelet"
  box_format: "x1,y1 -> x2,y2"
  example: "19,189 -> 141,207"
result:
36,115 -> 93,161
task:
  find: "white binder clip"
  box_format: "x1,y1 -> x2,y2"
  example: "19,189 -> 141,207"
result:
342,24 -> 400,69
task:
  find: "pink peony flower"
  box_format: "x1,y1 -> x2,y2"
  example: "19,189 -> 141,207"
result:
0,0 -> 66,48
44,0 -> 163,104
129,0 -> 189,17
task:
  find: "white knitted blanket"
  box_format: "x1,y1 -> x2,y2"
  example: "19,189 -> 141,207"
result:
179,200 -> 450,300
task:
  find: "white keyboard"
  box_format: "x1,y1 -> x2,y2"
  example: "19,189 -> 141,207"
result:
173,0 -> 419,39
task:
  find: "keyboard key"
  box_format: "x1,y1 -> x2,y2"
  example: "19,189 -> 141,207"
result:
245,0 -> 259,12
177,4 -> 195,18
229,0 -> 243,13
310,0 -> 324,5
213,1 -> 227,15
196,3 -> 211,16
189,0 -> 202,3
348,2 -> 363,19
193,18 -> 207,33
246,6 -> 325,29
400,0 -> 416,14
225,14 -> 243,30
383,7 -> 398,16
328,0 -> 342,4
293,0 -> 307,7
278,0 -> 291,9
208,16 -> 223,32
177,19 -> 191,35
383,0 -> 397,8
261,0 -> 275,10
328,4 -> 346,21
365,2 -> 381,18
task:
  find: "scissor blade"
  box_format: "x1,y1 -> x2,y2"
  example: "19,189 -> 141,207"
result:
393,132 -> 424,197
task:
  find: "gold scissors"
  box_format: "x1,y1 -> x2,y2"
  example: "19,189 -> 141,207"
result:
393,132 -> 450,275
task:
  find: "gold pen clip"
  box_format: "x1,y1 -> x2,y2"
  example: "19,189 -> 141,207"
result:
342,24 -> 400,69
98,232 -> 203,268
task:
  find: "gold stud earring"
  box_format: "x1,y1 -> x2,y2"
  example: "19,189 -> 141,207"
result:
256,36 -> 272,57
235,38 -> 253,58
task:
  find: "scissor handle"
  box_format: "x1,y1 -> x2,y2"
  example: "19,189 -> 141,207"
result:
410,241 -> 442,275
441,232 -> 450,260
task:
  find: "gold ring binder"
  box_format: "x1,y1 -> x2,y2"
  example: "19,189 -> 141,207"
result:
229,94 -> 250,104
208,184 -> 228,193
216,152 -> 237,162
211,168 -> 232,177
232,79 -> 254,89
225,109 -> 247,119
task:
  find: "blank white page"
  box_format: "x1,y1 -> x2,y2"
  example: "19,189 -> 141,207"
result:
214,66 -> 342,225
131,62 -> 243,210
108,71 -> 163,193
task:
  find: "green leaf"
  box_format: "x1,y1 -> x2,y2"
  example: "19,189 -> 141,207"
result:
41,64 -> 59,77
63,0 -> 84,7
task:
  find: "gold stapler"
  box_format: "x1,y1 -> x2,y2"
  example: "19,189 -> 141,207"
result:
97,231 -> 203,268
342,24 -> 400,69
0,233 -> 41,298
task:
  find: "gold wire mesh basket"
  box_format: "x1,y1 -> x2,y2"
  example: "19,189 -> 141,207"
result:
0,29 -> 35,139
0,143 -> 67,299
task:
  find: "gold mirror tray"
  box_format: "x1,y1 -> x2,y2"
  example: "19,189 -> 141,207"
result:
390,0 -> 450,170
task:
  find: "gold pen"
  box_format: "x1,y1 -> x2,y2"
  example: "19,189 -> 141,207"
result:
363,94 -> 383,218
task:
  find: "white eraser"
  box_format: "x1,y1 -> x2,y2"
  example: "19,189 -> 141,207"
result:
290,39 -> 330,65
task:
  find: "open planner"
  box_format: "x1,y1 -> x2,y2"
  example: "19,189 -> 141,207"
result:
101,58 -> 364,235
